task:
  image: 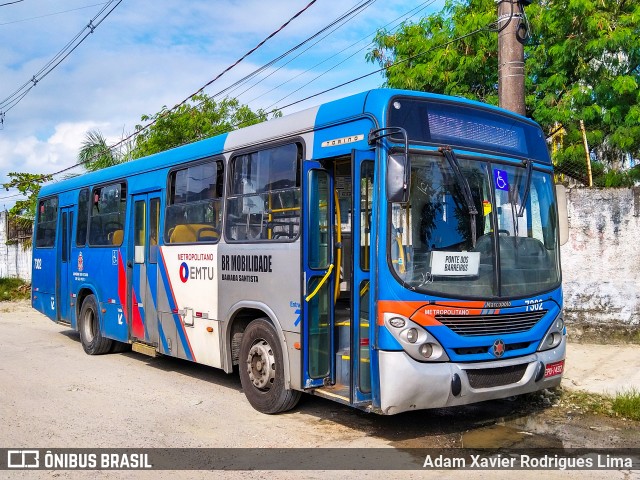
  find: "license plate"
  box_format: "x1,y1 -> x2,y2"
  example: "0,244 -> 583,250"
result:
544,360 -> 564,378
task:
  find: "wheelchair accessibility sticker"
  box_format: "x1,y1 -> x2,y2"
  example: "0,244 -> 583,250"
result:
493,168 -> 509,191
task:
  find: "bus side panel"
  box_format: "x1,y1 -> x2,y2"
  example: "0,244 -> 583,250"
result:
32,247 -> 58,322
156,245 -> 220,367
71,246 -> 129,343
217,243 -> 301,364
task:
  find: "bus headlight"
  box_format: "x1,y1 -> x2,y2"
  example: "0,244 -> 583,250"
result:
389,317 -> 406,328
537,313 -> 565,352
419,343 -> 433,358
383,313 -> 449,362
406,328 -> 418,343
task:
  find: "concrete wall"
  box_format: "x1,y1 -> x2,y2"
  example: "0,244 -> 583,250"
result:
561,187 -> 640,335
0,211 -> 32,281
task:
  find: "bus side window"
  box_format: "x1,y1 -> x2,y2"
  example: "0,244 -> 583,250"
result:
88,183 -> 126,247
164,159 -> 223,244
35,197 -> 58,248
76,188 -> 89,246
225,143 -> 301,242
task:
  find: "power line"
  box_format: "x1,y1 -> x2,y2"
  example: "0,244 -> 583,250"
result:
0,2 -> 108,26
108,0 -> 320,157
218,0 -> 376,103
0,0 -> 122,116
274,25 -> 493,114
0,0 -> 24,6
37,0 -> 320,179
186,0 -> 375,118
257,0 -> 439,110
244,0 -> 436,107
0,192 -> 25,200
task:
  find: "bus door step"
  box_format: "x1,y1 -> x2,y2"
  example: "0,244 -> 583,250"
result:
132,342 -> 158,358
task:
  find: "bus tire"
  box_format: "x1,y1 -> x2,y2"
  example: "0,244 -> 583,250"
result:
239,318 -> 301,414
78,295 -> 112,355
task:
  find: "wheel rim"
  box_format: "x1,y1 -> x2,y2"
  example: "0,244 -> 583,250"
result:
83,307 -> 96,342
246,339 -> 276,391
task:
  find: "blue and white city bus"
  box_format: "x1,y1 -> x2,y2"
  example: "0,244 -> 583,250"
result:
32,89 -> 568,414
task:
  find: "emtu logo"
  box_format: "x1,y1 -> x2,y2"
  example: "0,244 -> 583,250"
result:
179,262 -> 189,283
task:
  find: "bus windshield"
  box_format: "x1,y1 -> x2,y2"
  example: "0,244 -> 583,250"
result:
390,153 -> 561,298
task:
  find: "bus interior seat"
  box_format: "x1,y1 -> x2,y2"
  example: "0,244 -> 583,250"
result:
109,230 -> 123,245
169,224 -> 219,243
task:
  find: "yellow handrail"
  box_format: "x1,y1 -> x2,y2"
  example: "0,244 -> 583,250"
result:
396,234 -> 406,274
269,206 -> 301,213
334,188 -> 341,302
305,264 -> 334,302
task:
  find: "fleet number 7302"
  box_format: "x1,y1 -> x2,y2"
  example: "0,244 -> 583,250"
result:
524,299 -> 543,311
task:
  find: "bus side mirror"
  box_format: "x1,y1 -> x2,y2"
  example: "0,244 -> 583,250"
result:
387,153 -> 410,203
556,184 -> 569,246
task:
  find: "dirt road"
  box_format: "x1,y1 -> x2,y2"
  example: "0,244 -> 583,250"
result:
1,301 -> 638,479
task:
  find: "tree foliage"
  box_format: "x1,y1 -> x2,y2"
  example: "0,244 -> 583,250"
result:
129,94 -> 278,159
79,129 -> 124,172
368,0 -> 640,185
2,172 -> 52,221
2,172 -> 53,248
368,0 -> 498,104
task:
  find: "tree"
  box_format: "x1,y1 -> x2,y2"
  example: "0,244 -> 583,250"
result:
368,0 -> 640,184
77,94 -> 275,168
368,0 -> 498,104
130,94 -> 278,159
78,129 -> 125,172
2,173 -> 52,220
2,172 -> 53,248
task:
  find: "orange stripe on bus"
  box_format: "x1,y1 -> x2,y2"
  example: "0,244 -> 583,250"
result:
377,300 -> 491,326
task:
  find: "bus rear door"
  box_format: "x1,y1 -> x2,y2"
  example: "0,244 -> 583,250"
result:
128,192 -> 161,344
57,206 -> 74,323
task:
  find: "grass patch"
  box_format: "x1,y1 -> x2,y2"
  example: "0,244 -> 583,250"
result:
557,388 -> 640,421
0,277 -> 31,301
611,388 -> 640,421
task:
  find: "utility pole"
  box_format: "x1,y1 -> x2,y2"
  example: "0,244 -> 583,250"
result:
497,0 -> 527,116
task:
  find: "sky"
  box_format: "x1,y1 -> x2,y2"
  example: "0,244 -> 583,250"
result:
0,0 -> 446,209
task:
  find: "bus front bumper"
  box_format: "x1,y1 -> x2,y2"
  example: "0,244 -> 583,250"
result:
378,337 -> 566,415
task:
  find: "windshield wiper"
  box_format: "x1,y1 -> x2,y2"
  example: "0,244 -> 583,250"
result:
518,159 -> 533,218
439,146 -> 478,247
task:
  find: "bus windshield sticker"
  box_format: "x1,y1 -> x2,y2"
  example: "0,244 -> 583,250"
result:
430,251 -> 480,276
493,168 -> 509,191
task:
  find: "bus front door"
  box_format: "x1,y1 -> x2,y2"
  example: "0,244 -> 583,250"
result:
302,164 -> 336,389
128,192 -> 161,344
351,149 -> 375,403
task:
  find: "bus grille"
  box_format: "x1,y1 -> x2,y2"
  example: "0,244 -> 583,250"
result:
436,310 -> 547,336
465,364 -> 528,389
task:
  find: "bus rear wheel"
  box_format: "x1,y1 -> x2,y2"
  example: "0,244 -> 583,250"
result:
239,318 -> 300,414
78,294 -> 112,355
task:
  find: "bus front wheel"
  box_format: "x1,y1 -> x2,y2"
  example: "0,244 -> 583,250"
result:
239,318 -> 300,414
78,294 -> 113,355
